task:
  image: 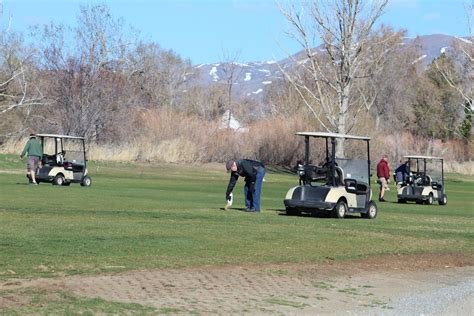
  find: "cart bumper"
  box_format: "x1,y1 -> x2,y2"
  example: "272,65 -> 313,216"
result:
397,194 -> 428,201
284,199 -> 336,211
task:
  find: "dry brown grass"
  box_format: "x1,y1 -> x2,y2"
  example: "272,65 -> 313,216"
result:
445,161 -> 474,175
1,110 -> 472,175
371,132 -> 473,174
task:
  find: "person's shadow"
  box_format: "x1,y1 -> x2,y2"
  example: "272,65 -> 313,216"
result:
219,207 -> 253,212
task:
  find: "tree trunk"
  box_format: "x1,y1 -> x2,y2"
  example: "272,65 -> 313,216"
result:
336,85 -> 350,158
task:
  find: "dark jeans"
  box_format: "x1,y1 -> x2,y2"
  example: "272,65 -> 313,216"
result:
244,167 -> 265,211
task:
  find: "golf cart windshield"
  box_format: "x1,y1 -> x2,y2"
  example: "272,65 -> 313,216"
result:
425,160 -> 442,184
405,156 -> 444,186
336,158 -> 370,184
64,149 -> 85,165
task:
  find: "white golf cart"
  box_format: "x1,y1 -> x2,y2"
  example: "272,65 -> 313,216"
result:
31,134 -> 91,186
284,132 -> 378,219
397,155 -> 446,205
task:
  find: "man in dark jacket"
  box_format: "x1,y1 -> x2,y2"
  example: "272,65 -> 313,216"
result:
376,155 -> 390,202
394,160 -> 409,189
225,159 -> 266,212
20,134 -> 43,185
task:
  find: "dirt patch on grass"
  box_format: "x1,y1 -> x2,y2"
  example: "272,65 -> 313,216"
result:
1,253 -> 473,314
0,169 -> 23,174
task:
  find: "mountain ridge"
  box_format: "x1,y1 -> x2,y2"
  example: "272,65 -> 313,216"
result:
189,34 -> 471,102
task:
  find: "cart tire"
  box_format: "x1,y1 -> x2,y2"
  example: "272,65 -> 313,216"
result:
363,201 -> 378,219
398,199 -> 406,203
53,174 -> 65,186
81,176 -> 92,187
333,200 -> 347,219
438,194 -> 447,205
426,193 -> 433,205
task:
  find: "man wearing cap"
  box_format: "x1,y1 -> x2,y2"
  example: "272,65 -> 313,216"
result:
225,159 -> 265,212
20,134 -> 43,185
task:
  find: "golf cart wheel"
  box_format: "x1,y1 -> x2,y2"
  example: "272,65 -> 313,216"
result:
426,193 -> 433,205
398,199 -> 406,203
333,200 -> 347,219
439,194 -> 447,205
53,174 -> 65,186
363,201 -> 378,219
81,176 -> 92,187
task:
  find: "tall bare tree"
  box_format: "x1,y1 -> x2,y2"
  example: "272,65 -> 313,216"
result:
434,1 -> 473,159
0,25 -> 45,136
220,50 -> 243,128
127,43 -> 193,110
434,1 -> 473,118
33,4 -> 136,140
278,0 -> 389,156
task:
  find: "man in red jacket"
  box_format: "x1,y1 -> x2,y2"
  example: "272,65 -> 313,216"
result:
376,155 -> 390,202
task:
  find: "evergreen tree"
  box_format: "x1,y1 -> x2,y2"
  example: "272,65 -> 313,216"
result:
459,100 -> 473,140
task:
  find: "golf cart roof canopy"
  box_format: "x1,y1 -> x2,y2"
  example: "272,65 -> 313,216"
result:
296,132 -> 371,141
403,155 -> 443,161
35,133 -> 85,140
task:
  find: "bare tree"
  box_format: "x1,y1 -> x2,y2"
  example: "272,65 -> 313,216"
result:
33,4 -> 136,140
182,85 -> 226,120
434,1 -> 473,113
278,0 -> 389,156
220,50 -> 243,128
370,27 -> 420,129
433,1 -> 473,159
0,24 -> 45,128
127,43 -> 193,110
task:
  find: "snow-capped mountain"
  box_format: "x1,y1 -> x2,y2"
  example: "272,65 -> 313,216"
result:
193,60 -> 283,99
189,34 -> 470,101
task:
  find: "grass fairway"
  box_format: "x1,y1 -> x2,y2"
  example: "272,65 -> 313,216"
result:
0,153 -> 473,281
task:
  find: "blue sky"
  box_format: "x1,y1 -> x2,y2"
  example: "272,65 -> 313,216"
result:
1,0 -> 470,65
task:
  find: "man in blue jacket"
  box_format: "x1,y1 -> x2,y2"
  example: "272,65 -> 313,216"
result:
225,159 -> 265,212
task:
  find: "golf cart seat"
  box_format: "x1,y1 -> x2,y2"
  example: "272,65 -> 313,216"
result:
425,175 -> 432,185
344,178 -> 369,195
301,165 -> 329,183
335,166 -> 344,184
326,166 -> 344,186
414,173 -> 431,186
42,154 -> 55,166
42,151 -> 66,167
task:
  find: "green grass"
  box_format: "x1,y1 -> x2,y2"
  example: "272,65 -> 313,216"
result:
0,288 -> 162,315
0,153 -> 473,313
0,153 -> 473,282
